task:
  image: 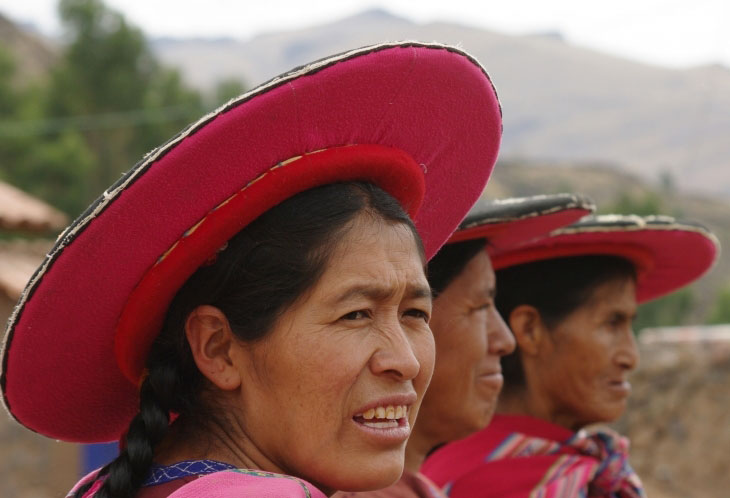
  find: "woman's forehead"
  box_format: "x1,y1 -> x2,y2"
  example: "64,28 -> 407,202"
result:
320,225 -> 429,298
582,277 -> 638,314
333,216 -> 424,262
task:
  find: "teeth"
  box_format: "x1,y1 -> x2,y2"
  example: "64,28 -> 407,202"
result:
357,405 -> 408,421
362,420 -> 399,429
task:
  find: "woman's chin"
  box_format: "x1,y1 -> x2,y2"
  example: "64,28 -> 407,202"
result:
325,459 -> 404,493
577,403 -> 628,427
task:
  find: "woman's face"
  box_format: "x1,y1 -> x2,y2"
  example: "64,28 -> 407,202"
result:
417,250 -> 515,443
532,277 -> 640,428
231,215 -> 435,493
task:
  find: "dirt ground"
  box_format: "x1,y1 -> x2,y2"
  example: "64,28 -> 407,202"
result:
613,334 -> 730,498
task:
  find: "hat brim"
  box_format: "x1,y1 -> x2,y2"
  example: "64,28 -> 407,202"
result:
1,42 -> 502,442
490,215 -> 720,303
447,193 -> 595,251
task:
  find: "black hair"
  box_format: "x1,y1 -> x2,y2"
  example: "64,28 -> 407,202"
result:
428,239 -> 488,296
495,255 -> 636,389
74,182 -> 423,498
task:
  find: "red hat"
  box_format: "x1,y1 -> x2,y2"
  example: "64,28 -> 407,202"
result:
490,214 -> 720,303
1,42 -> 503,443
447,193 -> 595,251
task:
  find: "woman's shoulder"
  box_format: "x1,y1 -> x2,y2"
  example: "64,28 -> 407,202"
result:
66,468 -> 102,497
167,469 -> 328,498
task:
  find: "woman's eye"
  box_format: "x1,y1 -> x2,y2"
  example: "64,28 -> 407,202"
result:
607,314 -> 625,329
341,310 -> 370,321
404,309 -> 430,322
472,302 -> 491,312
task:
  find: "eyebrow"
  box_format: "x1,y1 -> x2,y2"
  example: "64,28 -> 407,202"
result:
332,283 -> 433,305
610,310 -> 638,321
481,285 -> 497,300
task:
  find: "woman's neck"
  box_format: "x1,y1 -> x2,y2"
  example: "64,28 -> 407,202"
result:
403,422 -> 444,473
154,414 -> 336,496
497,388 -> 584,432
154,416 -> 272,471
405,429 -> 431,473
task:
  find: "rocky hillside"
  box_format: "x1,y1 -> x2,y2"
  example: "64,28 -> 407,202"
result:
0,13 -> 57,85
150,9 -> 730,196
3,8 -> 729,195
614,333 -> 730,498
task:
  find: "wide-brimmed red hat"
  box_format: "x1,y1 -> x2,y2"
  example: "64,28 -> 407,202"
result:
490,214 -> 720,303
447,193 -> 595,251
1,42 -> 503,443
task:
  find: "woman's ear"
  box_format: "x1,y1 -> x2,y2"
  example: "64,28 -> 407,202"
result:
508,305 -> 545,357
185,305 -> 242,391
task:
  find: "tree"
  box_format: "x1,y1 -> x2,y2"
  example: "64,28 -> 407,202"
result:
606,191 -> 664,216
706,284 -> 730,324
0,46 -> 94,216
46,0 -> 204,201
212,78 -> 248,108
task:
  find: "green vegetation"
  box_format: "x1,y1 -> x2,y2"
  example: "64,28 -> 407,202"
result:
0,44 -> 94,215
706,284 -> 730,324
634,288 -> 695,332
0,0 -> 245,217
605,191 -> 664,217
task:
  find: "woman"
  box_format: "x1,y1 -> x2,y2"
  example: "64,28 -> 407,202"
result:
338,193 -> 596,497
423,214 -> 719,498
0,42 -> 503,497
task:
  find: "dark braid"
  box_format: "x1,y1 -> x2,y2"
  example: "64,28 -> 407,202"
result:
72,362 -> 176,498
74,182 -> 423,498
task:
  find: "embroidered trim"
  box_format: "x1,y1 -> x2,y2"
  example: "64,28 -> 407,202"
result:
142,459 -> 236,486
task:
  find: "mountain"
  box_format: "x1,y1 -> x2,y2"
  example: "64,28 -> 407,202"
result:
0,13 -> 57,84
151,9 -> 730,196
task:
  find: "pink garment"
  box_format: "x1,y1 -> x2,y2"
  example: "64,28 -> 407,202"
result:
65,468 -> 196,497
66,469 -> 101,498
422,414 -> 645,498
67,469 -> 327,498
136,476 -> 196,497
335,471 -> 446,498
167,469 -> 327,497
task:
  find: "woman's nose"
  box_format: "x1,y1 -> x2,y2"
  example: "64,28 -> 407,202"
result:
369,322 -> 424,381
616,327 -> 640,371
487,308 -> 516,356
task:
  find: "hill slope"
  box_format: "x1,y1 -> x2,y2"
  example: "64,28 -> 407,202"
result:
0,13 -> 57,84
152,9 -> 730,196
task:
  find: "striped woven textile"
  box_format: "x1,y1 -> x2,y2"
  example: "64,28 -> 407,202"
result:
422,414 -> 646,498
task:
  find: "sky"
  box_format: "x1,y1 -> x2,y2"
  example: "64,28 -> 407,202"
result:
1,0 -> 729,69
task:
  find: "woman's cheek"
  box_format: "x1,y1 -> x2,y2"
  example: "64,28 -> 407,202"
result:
415,327 -> 437,387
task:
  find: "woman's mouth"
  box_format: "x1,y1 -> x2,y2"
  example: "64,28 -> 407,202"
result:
608,379 -> 632,395
353,404 -> 409,429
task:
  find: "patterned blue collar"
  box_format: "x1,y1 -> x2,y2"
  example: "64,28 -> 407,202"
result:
143,459 -> 237,486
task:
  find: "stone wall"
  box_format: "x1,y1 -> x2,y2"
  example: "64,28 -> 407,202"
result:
614,328 -> 730,498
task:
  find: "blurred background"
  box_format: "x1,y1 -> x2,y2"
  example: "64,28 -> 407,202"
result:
0,1 -> 728,497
